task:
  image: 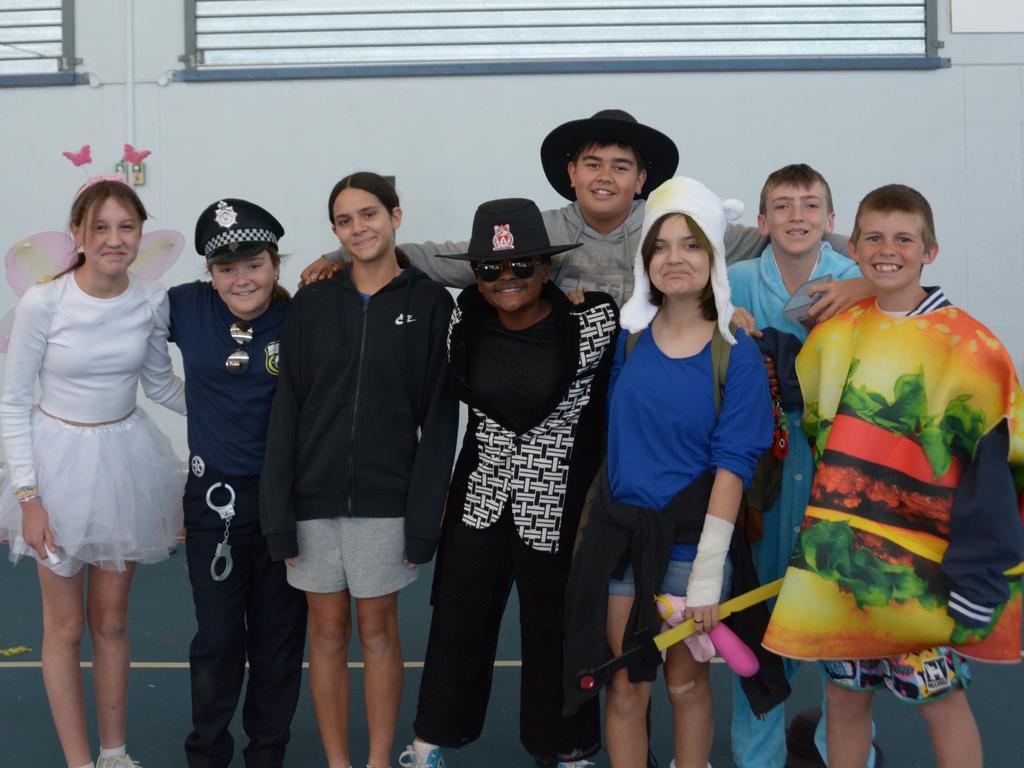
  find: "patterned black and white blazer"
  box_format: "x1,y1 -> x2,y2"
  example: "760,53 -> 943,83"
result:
445,283 -> 619,554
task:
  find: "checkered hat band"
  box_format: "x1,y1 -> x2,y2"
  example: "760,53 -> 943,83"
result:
204,228 -> 278,257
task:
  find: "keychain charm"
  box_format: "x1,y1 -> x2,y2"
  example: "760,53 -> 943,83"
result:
206,482 -> 237,581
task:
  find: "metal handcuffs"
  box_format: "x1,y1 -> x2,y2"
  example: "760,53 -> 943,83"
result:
205,482 -> 237,582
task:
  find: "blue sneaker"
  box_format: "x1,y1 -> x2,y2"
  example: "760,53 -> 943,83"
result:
557,761 -> 596,768
399,743 -> 446,768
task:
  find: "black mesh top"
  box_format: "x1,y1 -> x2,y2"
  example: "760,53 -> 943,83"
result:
466,313 -> 562,435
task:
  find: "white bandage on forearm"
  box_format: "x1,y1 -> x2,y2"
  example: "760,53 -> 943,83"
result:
686,515 -> 734,608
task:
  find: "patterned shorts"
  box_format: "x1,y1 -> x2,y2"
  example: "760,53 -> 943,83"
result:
821,647 -> 970,704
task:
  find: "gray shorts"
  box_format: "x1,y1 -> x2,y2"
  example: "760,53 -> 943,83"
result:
287,516 -> 417,598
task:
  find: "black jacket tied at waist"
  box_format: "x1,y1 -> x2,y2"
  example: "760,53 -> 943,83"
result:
562,466 -> 790,717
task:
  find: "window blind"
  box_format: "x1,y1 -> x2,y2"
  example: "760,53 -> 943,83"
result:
186,0 -> 935,72
0,0 -> 73,77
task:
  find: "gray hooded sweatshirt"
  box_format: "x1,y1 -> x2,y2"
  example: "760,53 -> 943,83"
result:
323,200 -> 849,306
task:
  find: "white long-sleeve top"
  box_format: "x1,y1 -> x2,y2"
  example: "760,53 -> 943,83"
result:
0,272 -> 186,490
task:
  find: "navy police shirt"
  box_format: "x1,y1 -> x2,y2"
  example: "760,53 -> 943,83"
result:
168,281 -> 288,477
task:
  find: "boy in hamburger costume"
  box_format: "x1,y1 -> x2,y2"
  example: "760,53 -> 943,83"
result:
763,184 -> 1024,768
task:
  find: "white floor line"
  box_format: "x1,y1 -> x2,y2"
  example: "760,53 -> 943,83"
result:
0,659 -> 527,670
3,652 -> 1023,670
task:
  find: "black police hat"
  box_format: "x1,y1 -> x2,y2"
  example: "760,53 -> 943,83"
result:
540,108 -> 679,201
195,198 -> 284,263
437,198 -> 580,262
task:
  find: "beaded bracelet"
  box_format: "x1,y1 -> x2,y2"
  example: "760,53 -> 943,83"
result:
15,485 -> 39,503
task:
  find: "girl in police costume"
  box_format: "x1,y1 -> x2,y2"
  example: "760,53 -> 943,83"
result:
260,172 -> 458,768
400,199 -> 617,768
169,199 -> 307,768
0,179 -> 185,768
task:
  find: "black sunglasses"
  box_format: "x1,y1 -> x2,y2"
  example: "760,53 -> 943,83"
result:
225,321 -> 252,375
472,259 -> 537,282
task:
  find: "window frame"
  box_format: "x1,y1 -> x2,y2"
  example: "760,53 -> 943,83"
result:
0,0 -> 85,87
176,0 -> 948,83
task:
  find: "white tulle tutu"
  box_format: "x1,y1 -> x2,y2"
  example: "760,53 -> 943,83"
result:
0,407 -> 184,571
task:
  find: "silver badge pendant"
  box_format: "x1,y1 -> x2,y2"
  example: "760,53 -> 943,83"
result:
191,455 -> 206,477
214,201 -> 238,228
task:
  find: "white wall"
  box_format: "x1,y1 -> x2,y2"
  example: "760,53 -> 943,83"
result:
1,0 -> 1022,458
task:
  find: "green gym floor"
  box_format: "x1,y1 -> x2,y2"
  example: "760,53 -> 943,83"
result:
1,547 -> 1021,767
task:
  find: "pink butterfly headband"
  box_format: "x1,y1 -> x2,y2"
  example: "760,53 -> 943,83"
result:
63,144 -> 152,196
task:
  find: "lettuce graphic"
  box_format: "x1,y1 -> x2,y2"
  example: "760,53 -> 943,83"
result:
794,520 -> 939,611
838,363 -> 985,476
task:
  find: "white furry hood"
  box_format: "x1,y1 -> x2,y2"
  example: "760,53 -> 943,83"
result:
619,176 -> 745,344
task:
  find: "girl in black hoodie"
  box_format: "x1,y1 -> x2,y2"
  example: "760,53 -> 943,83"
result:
260,173 -> 458,768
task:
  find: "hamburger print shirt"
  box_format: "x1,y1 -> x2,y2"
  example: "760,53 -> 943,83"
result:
763,290 -> 1024,662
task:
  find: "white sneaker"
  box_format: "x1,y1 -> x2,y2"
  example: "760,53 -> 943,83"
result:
667,762 -> 711,768
96,756 -> 141,768
398,743 -> 446,768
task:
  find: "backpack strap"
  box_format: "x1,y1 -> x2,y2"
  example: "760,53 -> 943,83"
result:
710,324 -> 735,417
624,330 -> 641,359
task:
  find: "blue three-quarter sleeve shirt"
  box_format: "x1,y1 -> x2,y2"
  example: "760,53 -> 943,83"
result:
607,326 -> 773,559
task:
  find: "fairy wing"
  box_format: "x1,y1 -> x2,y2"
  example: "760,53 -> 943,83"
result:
1,229 -> 184,352
4,232 -> 77,296
0,307 -> 15,352
1,232 -> 77,352
131,230 -> 184,280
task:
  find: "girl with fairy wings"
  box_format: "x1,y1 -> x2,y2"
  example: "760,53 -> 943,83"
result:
0,149 -> 185,768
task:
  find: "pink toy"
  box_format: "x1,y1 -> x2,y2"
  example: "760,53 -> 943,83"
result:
656,593 -> 760,678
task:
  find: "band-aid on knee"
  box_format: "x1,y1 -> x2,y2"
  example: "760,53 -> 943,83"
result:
667,680 -> 696,695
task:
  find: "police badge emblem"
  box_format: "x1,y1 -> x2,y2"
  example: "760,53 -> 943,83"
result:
214,201 -> 238,229
191,454 -> 206,477
492,224 -> 514,252
264,340 -> 280,375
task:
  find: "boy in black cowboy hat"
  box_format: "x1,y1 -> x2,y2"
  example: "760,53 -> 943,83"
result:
398,199 -> 618,768
302,109 -> 849,309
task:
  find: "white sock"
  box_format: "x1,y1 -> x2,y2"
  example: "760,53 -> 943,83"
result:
73,763 -> 95,768
98,745 -> 126,759
413,738 -> 439,762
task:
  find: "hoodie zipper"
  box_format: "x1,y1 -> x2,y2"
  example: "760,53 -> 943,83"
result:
346,299 -> 369,515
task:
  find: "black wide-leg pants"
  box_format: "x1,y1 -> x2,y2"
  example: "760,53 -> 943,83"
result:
414,506 -> 600,762
182,472 -> 308,768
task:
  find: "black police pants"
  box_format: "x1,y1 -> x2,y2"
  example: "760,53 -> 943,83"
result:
183,476 -> 307,768
414,506 -> 600,762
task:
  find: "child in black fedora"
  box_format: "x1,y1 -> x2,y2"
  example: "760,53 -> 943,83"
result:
399,198 -> 618,768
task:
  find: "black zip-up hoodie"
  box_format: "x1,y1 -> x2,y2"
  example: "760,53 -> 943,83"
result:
259,267 -> 458,563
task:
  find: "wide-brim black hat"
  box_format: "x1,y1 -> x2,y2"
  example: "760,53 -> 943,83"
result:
438,198 -> 580,262
540,108 -> 679,201
195,198 -> 284,263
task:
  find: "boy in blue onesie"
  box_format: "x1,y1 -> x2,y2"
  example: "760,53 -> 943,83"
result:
727,164 -> 876,768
